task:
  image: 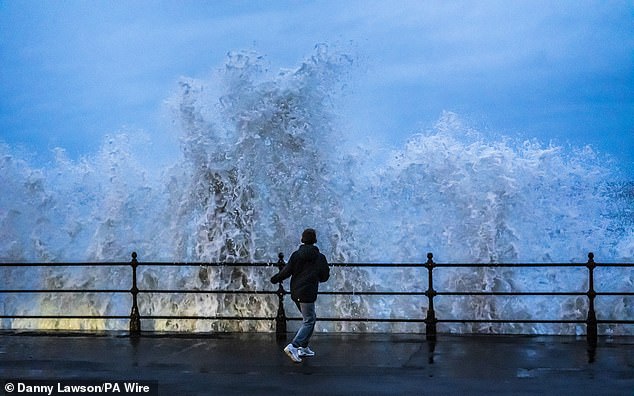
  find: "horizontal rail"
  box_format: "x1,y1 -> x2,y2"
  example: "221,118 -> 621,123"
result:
0,315 -> 130,319
1,262 -> 630,268
0,290 -> 130,293
281,317 -> 634,324
437,319 -> 586,324
142,315 -> 274,321
140,262 -> 632,268
435,292 -> 586,296
140,290 -> 277,295
3,291 -> 632,297
318,291 -> 426,296
136,262 -> 275,267
139,290 -> 427,296
2,290 -> 632,296
287,317 -> 428,323
434,263 -> 585,268
3,315 -> 632,324
0,262 -> 130,267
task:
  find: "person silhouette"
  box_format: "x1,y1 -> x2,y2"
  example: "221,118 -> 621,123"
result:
271,228 -> 330,362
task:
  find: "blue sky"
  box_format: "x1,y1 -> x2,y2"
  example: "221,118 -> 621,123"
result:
1,0 -> 632,174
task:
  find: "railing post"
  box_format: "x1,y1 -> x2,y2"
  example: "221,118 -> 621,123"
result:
275,252 -> 287,339
129,252 -> 141,336
586,252 -> 597,349
424,252 -> 437,341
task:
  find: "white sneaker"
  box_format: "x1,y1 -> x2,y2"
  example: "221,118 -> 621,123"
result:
284,344 -> 302,363
298,346 -> 315,357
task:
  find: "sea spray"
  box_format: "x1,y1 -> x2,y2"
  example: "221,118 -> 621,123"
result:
360,112 -> 632,333
0,45 -> 631,333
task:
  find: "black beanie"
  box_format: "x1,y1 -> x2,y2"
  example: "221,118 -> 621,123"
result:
301,228 -> 317,245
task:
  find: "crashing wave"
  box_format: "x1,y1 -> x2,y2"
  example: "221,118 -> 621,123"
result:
1,45 -> 631,334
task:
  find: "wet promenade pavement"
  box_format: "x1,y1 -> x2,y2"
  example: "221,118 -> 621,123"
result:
1,331 -> 633,395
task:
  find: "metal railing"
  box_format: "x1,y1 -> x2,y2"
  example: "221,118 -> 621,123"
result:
0,252 -> 632,349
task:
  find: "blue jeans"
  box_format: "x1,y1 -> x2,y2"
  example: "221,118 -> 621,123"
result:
292,302 -> 316,348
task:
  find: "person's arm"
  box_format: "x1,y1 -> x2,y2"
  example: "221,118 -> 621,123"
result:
318,254 -> 330,282
271,255 -> 295,284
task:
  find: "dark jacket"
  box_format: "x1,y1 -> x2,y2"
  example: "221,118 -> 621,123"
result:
270,244 -> 329,303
